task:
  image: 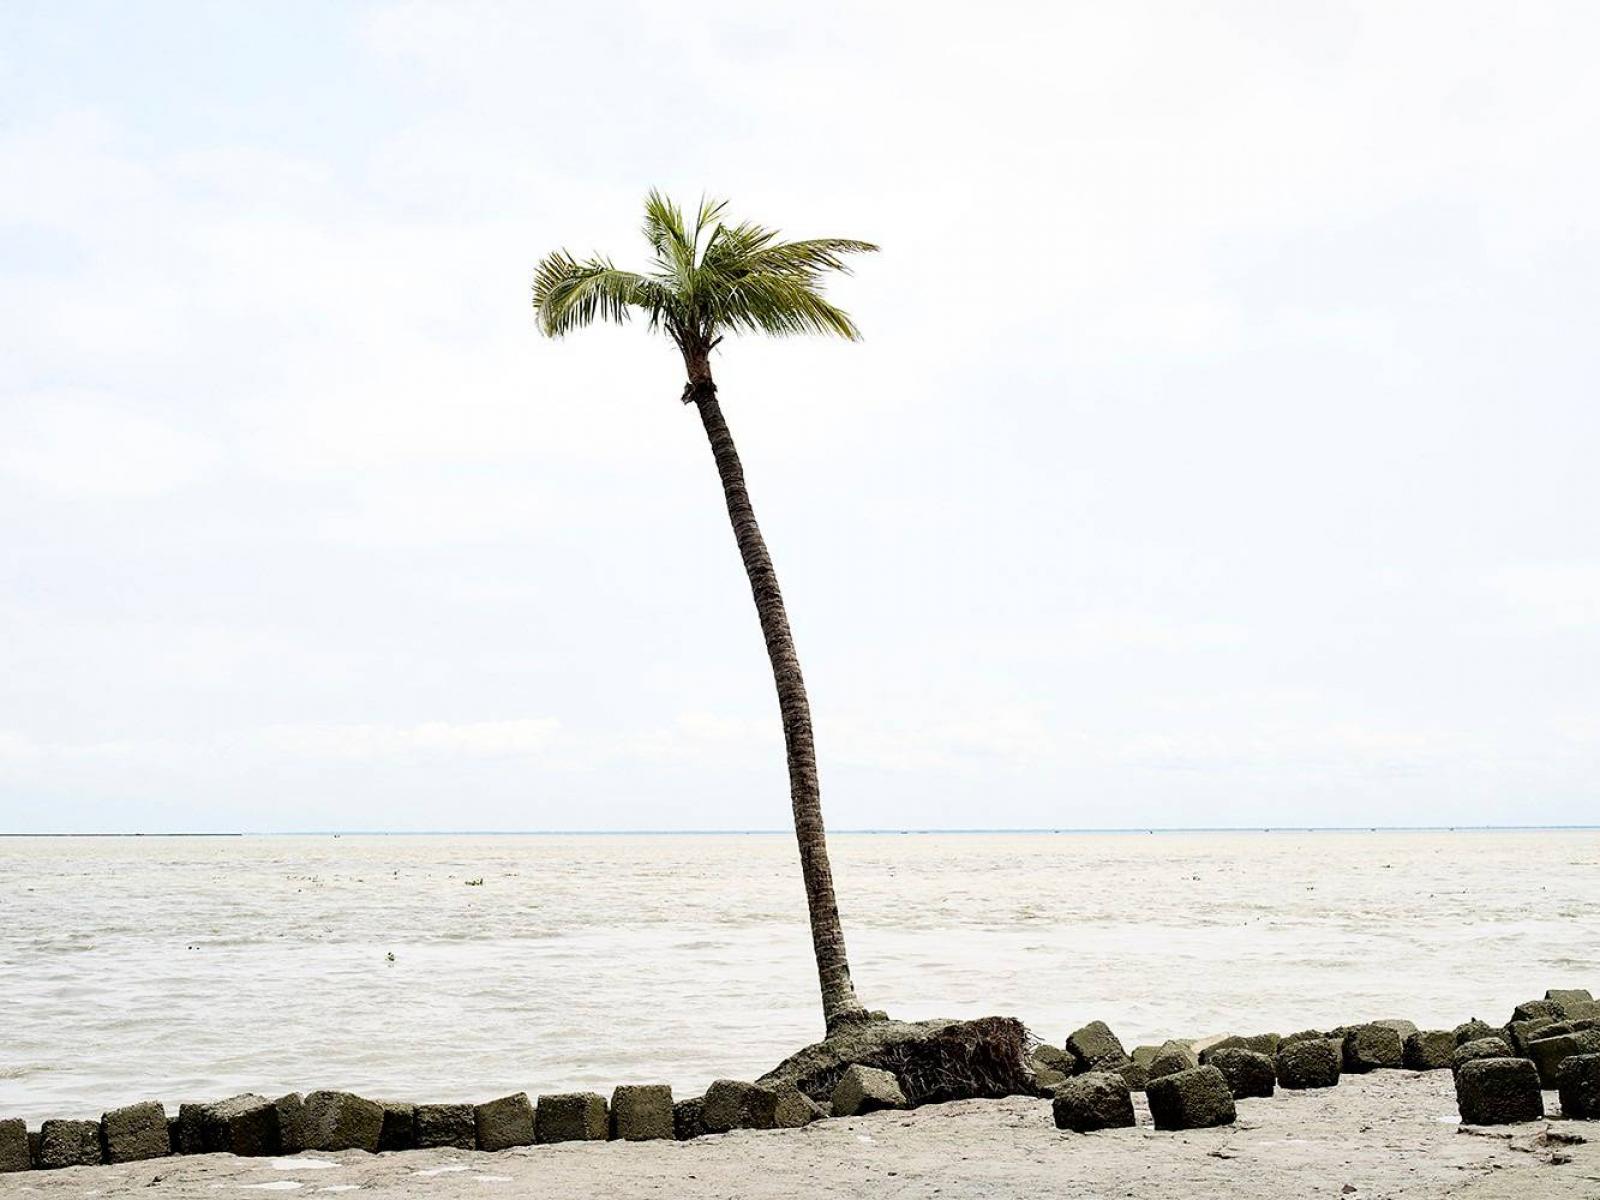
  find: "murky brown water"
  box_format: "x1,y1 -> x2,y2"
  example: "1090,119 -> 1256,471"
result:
1,830 -> 1594,1121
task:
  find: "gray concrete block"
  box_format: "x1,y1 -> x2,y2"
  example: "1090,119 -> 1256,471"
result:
202,1095 -> 280,1157
1557,1053 -> 1600,1120
701,1080 -> 778,1132
1276,1038 -> 1340,1089
535,1093 -> 608,1144
1208,1048 -> 1275,1098
1051,1071 -> 1134,1132
1455,1058 -> 1543,1126
672,1097 -> 706,1141
101,1101 -> 169,1163
770,1082 -> 825,1129
415,1103 -> 476,1150
274,1094 -> 306,1155
303,1091 -> 383,1154
609,1085 -> 674,1141
1527,1029 -> 1600,1089
474,1093 -> 534,1152
0,1118 -> 31,1174
1342,1024 -> 1404,1072
1145,1065 -> 1236,1130
1403,1030 -> 1456,1071
38,1120 -> 102,1169
1066,1021 -> 1128,1071
378,1102 -> 415,1152
831,1065 -> 908,1117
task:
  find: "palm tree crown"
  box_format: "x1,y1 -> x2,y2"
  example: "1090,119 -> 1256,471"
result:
533,192 -> 877,366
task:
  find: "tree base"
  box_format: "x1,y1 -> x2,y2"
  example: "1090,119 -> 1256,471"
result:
759,1015 -> 1034,1106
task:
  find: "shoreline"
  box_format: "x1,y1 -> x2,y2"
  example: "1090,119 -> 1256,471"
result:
7,1075 -> 1595,1199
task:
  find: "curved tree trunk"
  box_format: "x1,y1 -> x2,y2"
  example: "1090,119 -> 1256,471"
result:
684,359 -> 866,1032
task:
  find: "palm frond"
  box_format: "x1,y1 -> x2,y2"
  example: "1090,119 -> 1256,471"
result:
709,271 -> 865,341
643,190 -> 696,285
748,236 -> 879,277
534,191 -> 876,347
532,251 -> 652,337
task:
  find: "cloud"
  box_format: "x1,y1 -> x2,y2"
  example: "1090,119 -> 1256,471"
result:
0,392 -> 222,498
1489,563 -> 1600,632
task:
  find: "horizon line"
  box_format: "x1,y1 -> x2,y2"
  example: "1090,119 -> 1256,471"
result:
1,824 -> 1597,838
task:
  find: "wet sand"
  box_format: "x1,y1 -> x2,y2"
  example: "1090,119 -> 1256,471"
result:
5,1073 -> 1595,1199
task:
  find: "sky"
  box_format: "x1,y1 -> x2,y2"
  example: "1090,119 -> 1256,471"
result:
1,1 -> 1597,833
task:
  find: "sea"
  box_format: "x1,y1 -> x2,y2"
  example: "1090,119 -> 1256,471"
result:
0,829 -> 1594,1122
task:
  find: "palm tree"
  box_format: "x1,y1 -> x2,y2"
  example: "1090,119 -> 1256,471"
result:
532,192 -> 877,1032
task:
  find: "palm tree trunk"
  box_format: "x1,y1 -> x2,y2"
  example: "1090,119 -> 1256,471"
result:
685,366 -> 867,1033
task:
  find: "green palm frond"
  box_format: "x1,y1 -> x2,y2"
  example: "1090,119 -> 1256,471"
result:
535,192 -> 876,348
533,252 -> 655,337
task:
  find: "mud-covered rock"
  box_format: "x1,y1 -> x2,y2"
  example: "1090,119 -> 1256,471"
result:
415,1104 -> 476,1150
0,1119 -> 31,1174
101,1101 -> 169,1164
1051,1071 -> 1135,1132
702,1081 -> 778,1132
1455,1058 -> 1543,1126
1199,1033 -> 1280,1062
609,1085 -> 673,1141
832,1065 -> 908,1117
672,1097 -> 706,1141
1277,1038 -> 1341,1089
771,1082 -> 825,1129
474,1093 -> 534,1152
759,1016 -> 1032,1107
274,1094 -> 306,1155
1453,1019 -> 1497,1046
1453,1037 -> 1514,1073
1507,1017 -> 1562,1054
201,1095 -> 279,1157
1342,1024 -> 1404,1073
303,1091 -> 383,1153
1145,1065 -> 1237,1130
1208,1048 -> 1275,1098
1527,1029 -> 1600,1089
535,1092 -> 608,1143
38,1120 -> 102,1169
1403,1030 -> 1456,1071
1512,999 -> 1564,1024
1146,1041 -> 1199,1085
1067,1021 -> 1130,1073
1557,1053 -> 1600,1120
378,1102 -> 415,1152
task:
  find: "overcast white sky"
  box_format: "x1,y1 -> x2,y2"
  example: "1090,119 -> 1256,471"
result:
2,1 -> 1597,832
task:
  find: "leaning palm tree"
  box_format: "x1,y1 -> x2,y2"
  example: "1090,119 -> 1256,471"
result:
533,192 -> 877,1032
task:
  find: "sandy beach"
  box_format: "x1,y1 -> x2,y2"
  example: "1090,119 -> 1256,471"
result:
5,1073 -> 1595,1199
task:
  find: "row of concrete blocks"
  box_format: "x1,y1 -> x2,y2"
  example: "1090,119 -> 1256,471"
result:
0,1064 -> 911,1174
1040,986 -> 1600,1132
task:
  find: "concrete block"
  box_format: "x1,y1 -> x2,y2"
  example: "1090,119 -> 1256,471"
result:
831,1065 -> 908,1117
701,1080 -> 778,1132
415,1104 -> 476,1150
534,1093 -> 608,1144
474,1093 -> 534,1152
609,1085 -> 674,1141
1051,1071 -> 1134,1132
202,1095 -> 279,1157
1455,1058 -> 1543,1126
303,1091 -> 383,1154
101,1101 -> 169,1163
38,1120 -> 102,1169
1145,1065 -> 1237,1130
